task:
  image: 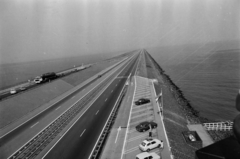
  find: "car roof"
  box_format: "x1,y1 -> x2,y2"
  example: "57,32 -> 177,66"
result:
143,138 -> 159,143
136,152 -> 151,158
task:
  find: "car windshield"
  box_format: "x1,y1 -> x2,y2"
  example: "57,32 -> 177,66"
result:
141,142 -> 146,146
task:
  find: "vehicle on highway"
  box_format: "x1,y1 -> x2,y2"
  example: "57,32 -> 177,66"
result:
34,76 -> 43,84
135,98 -> 150,105
19,86 -> 26,91
41,72 -> 58,82
139,138 -> 163,152
10,88 -> 17,94
136,121 -> 157,132
136,152 -> 161,159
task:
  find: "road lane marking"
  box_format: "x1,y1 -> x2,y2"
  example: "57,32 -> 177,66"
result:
30,122 -> 39,128
127,134 -> 148,142
71,96 -> 75,99
151,80 -> 172,152
111,90 -> 113,93
96,110 -> 99,115
42,56 -> 134,159
115,126 -> 121,143
105,98 -> 108,101
121,55 -> 140,159
80,129 -> 86,137
124,146 -> 139,154
55,106 -> 61,110
88,64 -> 134,159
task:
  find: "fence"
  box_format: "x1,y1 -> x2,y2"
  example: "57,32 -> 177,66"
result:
203,121 -> 233,131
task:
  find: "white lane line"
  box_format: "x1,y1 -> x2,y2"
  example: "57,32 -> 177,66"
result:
71,96 -> 75,99
151,80 -> 172,153
124,146 -> 139,154
115,126 -> 121,143
55,106 -> 61,110
80,129 -> 86,137
43,56 -> 133,159
105,98 -> 108,101
88,61 -> 134,159
96,110 -> 99,115
127,134 -> 148,142
9,57 -> 133,159
30,122 -> 39,128
111,90 -> 113,93
121,55 -> 140,159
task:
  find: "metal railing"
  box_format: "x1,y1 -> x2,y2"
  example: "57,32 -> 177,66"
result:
203,121 -> 233,131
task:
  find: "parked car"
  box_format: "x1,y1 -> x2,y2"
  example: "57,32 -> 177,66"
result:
135,98 -> 150,105
136,121 -> 157,132
136,152 -> 161,159
188,134 -> 196,141
10,88 -> 17,94
139,138 -> 163,152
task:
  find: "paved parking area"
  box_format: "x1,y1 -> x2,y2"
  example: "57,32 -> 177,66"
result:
100,76 -> 172,159
122,76 -> 170,159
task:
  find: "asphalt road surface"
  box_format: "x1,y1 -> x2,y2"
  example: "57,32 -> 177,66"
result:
42,54 -> 140,159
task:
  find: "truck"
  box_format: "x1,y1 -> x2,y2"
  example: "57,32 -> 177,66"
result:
41,72 -> 58,82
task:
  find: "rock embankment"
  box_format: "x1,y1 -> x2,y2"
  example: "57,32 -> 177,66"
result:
142,50 -> 233,158
146,51 -> 233,141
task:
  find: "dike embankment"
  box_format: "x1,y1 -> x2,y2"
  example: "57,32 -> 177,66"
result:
141,50 -> 233,159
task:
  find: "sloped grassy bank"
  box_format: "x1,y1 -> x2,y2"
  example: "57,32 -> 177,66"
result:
143,50 -> 233,158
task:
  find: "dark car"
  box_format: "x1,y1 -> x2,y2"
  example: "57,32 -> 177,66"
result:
135,98 -> 150,105
136,121 -> 158,132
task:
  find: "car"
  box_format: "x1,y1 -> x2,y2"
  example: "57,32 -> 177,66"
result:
188,134 -> 196,141
10,88 -> 17,94
136,121 -> 157,132
136,152 -> 161,159
33,76 -> 43,84
19,86 -> 26,91
139,138 -> 163,152
135,98 -> 150,105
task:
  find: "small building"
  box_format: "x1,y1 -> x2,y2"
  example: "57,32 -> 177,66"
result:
195,136 -> 240,159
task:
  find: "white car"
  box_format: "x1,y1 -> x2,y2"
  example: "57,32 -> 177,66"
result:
188,134 -> 196,141
34,77 -> 43,84
10,88 -> 17,94
139,138 -> 163,152
136,152 -> 161,159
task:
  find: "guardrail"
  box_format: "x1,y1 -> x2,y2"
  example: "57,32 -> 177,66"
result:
90,84 -> 128,159
7,59 -> 130,159
0,56 -> 130,101
203,121 -> 233,131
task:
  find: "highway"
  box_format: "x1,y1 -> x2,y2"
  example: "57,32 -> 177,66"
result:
0,52 -> 140,159
42,53 -> 140,159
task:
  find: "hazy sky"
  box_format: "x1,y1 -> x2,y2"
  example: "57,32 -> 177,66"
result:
0,0 -> 239,63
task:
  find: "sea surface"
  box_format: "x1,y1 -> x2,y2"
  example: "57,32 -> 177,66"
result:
147,40 -> 240,121
1,40 -> 239,121
0,53 -> 113,90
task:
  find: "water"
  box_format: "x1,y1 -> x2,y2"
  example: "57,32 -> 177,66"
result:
0,53 -> 112,90
147,40 -> 240,121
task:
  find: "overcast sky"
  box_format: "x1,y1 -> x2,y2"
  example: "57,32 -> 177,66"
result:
0,0 -> 239,64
